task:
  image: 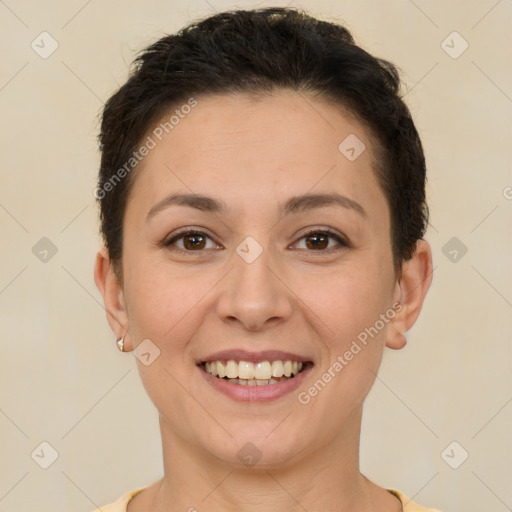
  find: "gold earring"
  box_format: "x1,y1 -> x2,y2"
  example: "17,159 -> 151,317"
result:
116,337 -> 125,352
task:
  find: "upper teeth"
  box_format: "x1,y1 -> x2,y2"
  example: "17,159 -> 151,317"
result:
204,360 -> 303,380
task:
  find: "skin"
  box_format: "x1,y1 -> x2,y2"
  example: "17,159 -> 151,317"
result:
95,89 -> 433,512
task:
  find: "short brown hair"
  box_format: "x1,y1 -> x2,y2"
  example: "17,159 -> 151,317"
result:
97,7 -> 429,279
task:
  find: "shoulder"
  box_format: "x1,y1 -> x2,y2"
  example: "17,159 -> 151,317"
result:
89,488 -> 145,512
89,487 -> 441,512
388,489 -> 443,512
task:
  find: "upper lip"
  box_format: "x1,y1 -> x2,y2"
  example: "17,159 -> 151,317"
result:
198,349 -> 313,364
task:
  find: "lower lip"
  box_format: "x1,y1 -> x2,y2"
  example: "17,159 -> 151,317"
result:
199,365 -> 313,402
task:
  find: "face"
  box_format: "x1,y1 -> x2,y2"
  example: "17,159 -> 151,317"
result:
106,90 -> 406,468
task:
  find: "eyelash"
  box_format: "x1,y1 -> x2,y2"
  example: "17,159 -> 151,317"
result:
163,227 -> 350,254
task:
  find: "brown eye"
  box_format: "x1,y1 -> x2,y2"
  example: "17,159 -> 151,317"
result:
305,232 -> 329,250
294,229 -> 348,251
165,230 -> 219,251
182,233 -> 206,250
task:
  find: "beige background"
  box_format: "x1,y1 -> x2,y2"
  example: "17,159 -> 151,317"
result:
1,1 -> 511,511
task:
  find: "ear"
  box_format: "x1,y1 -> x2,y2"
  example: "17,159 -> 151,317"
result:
386,239 -> 433,350
93,246 -> 132,351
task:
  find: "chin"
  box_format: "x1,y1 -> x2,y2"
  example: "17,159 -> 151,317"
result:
201,425 -> 309,470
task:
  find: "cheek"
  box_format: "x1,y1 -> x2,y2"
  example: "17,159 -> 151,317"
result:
300,265 -> 392,408
302,258 -> 394,347
123,263 -> 211,427
298,255 -> 394,406
124,259 -> 216,351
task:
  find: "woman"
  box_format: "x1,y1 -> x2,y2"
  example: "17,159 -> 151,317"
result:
93,7 -> 439,511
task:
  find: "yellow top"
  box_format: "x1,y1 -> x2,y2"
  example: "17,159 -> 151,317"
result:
91,487 -> 441,511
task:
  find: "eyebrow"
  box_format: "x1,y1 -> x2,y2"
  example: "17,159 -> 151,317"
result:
146,191 -> 367,220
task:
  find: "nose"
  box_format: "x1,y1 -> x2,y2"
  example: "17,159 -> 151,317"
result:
216,244 -> 293,332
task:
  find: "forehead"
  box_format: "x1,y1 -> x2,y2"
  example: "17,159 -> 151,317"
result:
129,90 -> 388,222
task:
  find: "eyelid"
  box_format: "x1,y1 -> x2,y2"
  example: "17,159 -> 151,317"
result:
164,227 -> 222,250
292,227 -> 350,250
296,226 -> 348,242
163,226 -> 350,252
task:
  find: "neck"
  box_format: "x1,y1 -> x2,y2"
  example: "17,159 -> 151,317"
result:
145,406 -> 386,512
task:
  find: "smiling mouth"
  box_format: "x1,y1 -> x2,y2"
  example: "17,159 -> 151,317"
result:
201,359 -> 311,386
